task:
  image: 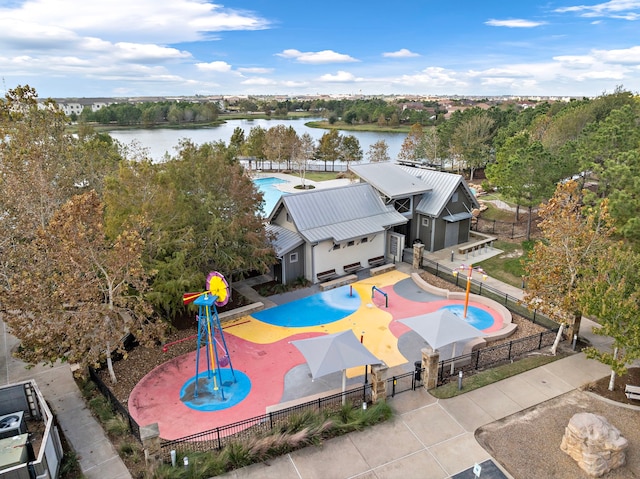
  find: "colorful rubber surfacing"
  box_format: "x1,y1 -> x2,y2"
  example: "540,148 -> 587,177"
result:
128,270 -> 505,440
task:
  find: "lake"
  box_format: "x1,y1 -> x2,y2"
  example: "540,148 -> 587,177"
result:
108,117 -> 407,163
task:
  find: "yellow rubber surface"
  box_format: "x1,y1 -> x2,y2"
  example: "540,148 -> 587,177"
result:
226,271 -> 411,377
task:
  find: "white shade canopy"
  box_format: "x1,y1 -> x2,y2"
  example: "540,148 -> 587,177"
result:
398,309 -> 486,351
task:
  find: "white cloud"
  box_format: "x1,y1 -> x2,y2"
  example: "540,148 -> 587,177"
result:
485,19 -> 546,27
195,61 -> 233,72
113,43 -> 192,63
0,0 -> 270,44
394,67 -> 468,89
593,45 -> 640,64
318,71 -> 360,82
555,0 -> 640,20
237,67 -> 273,74
276,49 -> 358,64
383,48 -> 420,58
241,77 -> 278,85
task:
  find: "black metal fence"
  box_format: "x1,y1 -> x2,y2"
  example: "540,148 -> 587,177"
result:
160,385 -> 371,459
473,216 -> 540,240
436,329 -> 558,385
88,367 -> 141,440
420,258 -> 559,330
387,368 -> 423,397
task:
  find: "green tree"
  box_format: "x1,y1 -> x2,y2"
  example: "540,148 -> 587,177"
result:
577,241 -> 640,390
450,111 -> 494,180
486,133 -> 561,237
264,125 -> 297,171
316,129 -> 342,171
243,126 -> 267,169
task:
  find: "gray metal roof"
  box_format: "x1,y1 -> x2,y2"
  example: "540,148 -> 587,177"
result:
271,183 -> 407,243
265,224 -> 304,256
349,162 -> 432,198
397,165 -> 480,217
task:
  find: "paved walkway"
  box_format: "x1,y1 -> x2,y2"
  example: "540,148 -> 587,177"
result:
0,319 -> 132,479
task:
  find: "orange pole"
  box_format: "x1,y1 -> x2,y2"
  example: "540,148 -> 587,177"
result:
463,265 -> 472,318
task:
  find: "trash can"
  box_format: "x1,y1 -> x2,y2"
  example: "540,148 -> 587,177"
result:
414,361 -> 422,381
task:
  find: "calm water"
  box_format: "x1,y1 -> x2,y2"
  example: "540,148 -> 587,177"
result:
108,117 -> 406,162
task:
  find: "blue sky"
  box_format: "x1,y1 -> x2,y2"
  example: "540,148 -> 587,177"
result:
1,0 -> 639,98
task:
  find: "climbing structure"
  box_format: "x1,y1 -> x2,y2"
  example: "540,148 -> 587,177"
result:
184,272 -> 236,399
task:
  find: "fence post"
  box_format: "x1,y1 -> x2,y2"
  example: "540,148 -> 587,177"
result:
140,423 -> 162,472
370,363 -> 388,403
422,347 -> 439,390
538,332 -> 543,349
508,341 -> 513,360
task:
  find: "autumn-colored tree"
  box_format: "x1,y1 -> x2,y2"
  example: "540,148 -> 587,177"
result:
366,140 -> 390,163
577,243 -> 640,390
291,133 -> 316,189
523,180 -> 614,340
397,123 -> 424,163
340,135 -> 362,168
264,125 -> 297,170
316,129 -> 342,172
4,191 -> 164,382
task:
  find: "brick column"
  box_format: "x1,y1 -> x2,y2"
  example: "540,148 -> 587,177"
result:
413,243 -> 425,269
370,363 -> 388,403
141,423 -> 162,472
422,347 -> 440,390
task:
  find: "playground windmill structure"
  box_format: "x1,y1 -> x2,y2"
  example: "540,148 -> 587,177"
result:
183,271 -> 236,399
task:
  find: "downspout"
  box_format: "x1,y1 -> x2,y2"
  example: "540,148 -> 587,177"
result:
430,217 -> 436,253
280,255 -> 286,285
311,243 -> 317,283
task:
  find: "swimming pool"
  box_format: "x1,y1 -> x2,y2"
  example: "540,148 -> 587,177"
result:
253,177 -> 289,215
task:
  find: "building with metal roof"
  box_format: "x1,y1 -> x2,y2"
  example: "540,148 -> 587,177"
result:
266,183 -> 407,284
350,162 -> 480,255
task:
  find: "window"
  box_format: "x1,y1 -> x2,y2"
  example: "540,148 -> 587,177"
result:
452,192 -> 459,203
347,240 -> 355,247
286,213 -> 291,222
289,252 -> 298,263
422,217 -> 430,227
393,197 -> 411,214
361,237 -> 368,244
333,243 -> 341,250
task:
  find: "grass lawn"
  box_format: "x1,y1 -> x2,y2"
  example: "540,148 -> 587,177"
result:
477,240 -> 534,288
304,171 -> 344,182
429,353 -> 567,399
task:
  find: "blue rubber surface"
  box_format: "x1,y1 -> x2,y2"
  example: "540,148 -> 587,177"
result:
180,369 -> 251,412
253,285 -> 360,327
439,304 -> 495,330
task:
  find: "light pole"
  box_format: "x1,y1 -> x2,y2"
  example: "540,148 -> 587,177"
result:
452,264 -> 487,318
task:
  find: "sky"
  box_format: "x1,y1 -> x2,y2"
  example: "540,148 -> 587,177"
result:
1,0 -> 639,98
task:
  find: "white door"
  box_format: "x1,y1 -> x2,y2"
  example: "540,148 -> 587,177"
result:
388,232 -> 405,263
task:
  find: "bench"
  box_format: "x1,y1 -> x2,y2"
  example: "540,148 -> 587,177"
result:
319,274 -> 358,291
370,263 -> 396,276
368,256 -> 386,267
343,262 -> 363,274
625,384 -> 640,401
316,269 -> 337,282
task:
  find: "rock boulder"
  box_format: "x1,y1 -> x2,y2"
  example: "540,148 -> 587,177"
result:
560,412 -> 628,477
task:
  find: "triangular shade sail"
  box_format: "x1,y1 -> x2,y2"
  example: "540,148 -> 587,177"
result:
398,309 -> 486,351
291,330 -> 381,380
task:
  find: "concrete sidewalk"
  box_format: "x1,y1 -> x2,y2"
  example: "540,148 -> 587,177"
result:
0,319 -> 132,479
220,338 -> 612,479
